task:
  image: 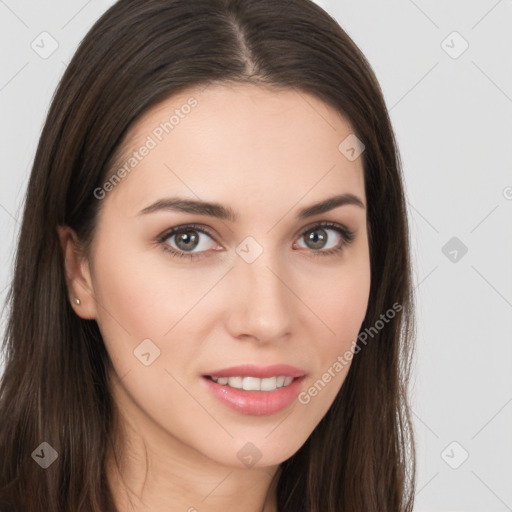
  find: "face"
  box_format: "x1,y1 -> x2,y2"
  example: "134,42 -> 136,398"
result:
66,82 -> 370,469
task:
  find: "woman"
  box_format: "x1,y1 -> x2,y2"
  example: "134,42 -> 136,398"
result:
0,0 -> 416,510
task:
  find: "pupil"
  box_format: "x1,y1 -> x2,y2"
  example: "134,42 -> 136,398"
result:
307,229 -> 326,249
176,231 -> 199,251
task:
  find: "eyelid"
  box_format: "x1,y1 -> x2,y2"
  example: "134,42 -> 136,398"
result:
293,219 -> 354,240
156,222 -> 216,242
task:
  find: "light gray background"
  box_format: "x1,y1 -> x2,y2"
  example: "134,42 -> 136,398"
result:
1,1 -> 511,510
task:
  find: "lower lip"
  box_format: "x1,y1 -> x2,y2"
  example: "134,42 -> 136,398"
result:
202,376 -> 306,416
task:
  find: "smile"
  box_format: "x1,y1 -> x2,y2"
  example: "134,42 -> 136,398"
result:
207,375 -> 295,391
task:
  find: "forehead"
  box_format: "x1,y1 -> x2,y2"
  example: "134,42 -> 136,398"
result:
104,82 -> 366,217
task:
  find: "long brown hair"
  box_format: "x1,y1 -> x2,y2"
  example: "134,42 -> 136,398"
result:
0,0 -> 416,510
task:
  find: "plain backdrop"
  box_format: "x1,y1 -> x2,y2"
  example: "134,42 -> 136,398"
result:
1,1 -> 511,510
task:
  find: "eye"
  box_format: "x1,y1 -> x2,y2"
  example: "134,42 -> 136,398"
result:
294,222 -> 355,257
157,223 -> 220,260
156,221 -> 356,261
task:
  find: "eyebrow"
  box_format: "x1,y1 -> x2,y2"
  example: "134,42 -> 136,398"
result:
138,193 -> 365,221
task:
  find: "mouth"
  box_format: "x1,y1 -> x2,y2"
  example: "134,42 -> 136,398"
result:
202,363 -> 305,379
203,374 -> 298,391
201,364 -> 307,416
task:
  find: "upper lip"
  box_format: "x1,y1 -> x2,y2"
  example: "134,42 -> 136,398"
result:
203,364 -> 306,379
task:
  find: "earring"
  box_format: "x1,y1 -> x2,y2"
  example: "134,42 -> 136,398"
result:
73,297 -> 81,305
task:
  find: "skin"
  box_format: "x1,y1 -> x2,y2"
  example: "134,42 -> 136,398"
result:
58,82 -> 371,512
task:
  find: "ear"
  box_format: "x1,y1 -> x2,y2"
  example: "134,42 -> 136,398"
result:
56,225 -> 98,320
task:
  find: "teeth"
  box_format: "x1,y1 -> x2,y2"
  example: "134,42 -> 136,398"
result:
210,375 -> 296,391
227,376 -> 242,389
243,377 -> 261,391
260,376 -> 276,391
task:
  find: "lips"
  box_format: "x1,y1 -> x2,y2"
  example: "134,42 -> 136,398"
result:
202,376 -> 305,416
201,364 -> 307,416
203,364 -> 306,379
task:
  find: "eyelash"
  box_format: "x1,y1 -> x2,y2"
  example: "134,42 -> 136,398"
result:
156,222 -> 356,261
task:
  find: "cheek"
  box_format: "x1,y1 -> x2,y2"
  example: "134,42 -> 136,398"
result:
93,257 -> 160,333
318,287 -> 369,381
324,272 -> 370,338
89,237 -> 175,369
300,252 -> 370,388
294,273 -> 370,424
307,252 -> 371,341
90,239 -> 224,377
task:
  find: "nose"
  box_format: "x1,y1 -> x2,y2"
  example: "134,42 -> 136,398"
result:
223,247 -> 294,344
